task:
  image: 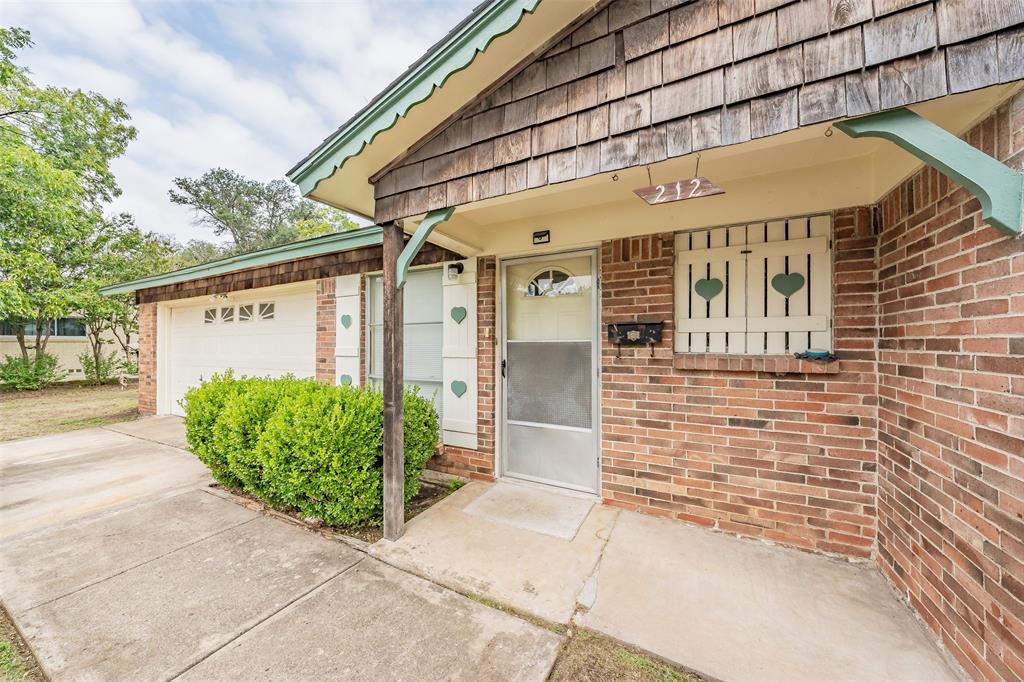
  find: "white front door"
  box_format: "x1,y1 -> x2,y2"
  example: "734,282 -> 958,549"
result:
166,286 -> 316,416
500,250 -> 599,493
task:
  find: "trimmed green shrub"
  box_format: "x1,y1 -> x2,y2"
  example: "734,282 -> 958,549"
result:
181,372 -> 246,487
215,376 -> 310,501
78,349 -> 120,385
181,375 -> 439,527
0,353 -> 67,390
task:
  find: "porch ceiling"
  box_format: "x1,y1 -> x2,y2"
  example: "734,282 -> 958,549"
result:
417,84 -> 1019,257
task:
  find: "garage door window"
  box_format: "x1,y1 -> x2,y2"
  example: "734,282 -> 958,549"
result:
367,269 -> 443,420
220,306 -> 234,323
238,304 -> 253,322
204,308 -> 217,324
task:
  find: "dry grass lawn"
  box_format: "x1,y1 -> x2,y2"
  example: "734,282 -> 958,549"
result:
549,630 -> 701,682
0,384 -> 138,442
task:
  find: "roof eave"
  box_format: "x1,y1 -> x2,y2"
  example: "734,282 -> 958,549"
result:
286,0 -> 542,199
100,227 -> 384,296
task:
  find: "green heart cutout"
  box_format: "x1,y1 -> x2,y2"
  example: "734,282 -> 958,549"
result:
450,380 -> 467,398
339,374 -> 353,386
771,272 -> 805,298
450,306 -> 467,324
340,314 -> 352,329
694,278 -> 723,301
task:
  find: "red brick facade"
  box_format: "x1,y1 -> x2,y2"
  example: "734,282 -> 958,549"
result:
599,227 -> 880,557
420,98 -> 1024,681
138,302 -> 157,415
315,277 -> 336,383
874,102 -> 1024,681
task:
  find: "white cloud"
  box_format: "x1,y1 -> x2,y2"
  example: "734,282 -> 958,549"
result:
3,0 -> 478,242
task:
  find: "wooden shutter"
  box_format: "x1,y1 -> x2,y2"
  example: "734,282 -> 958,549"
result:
675,215 -> 832,354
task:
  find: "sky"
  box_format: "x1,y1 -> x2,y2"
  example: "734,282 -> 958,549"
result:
2,0 -> 479,244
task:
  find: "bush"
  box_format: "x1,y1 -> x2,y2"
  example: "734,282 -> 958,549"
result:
78,349 -> 120,385
181,375 -> 439,526
0,353 -> 67,390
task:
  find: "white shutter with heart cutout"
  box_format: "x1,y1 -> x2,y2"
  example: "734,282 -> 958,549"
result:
441,258 -> 477,449
335,274 -> 361,386
675,215 -> 832,354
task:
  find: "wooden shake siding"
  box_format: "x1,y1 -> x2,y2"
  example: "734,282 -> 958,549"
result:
135,243 -> 458,304
373,0 -> 1024,223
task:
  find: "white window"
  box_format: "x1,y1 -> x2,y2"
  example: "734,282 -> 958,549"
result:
367,269 -> 443,420
258,302 -> 275,320
204,308 -> 217,324
238,304 -> 253,322
220,306 -> 234,323
674,214 -> 832,355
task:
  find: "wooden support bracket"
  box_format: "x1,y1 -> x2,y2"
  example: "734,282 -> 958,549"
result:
835,108 -> 1024,237
397,207 -> 456,289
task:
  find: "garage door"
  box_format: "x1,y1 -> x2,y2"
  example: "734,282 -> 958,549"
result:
167,286 -> 316,416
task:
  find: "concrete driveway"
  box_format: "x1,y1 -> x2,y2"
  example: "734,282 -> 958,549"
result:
0,418 -> 560,681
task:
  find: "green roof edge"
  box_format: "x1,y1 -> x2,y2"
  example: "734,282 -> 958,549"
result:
287,0 -> 543,198
100,226 -> 384,296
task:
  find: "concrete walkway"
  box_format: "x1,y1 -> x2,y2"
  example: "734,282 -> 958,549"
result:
0,419 -> 560,681
375,480 -> 964,682
2,417 -> 963,681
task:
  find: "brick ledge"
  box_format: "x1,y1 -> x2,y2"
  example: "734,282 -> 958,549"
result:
673,353 -> 841,374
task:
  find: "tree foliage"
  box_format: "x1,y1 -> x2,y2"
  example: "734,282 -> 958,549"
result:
168,168 -> 358,255
0,26 -> 138,361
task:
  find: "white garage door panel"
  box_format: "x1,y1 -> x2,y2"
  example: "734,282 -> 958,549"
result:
168,289 -> 316,416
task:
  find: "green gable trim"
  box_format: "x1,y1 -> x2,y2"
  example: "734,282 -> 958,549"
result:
100,227 -> 384,296
287,0 -> 543,197
836,108 -> 1024,236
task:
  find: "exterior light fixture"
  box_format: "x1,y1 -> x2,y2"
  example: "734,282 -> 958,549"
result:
446,262 -> 465,281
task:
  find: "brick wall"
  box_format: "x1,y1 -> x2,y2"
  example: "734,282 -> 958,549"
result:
315,277 -> 336,383
431,256 -> 498,480
137,302 -> 157,415
600,229 -> 880,557
874,100 -> 1024,681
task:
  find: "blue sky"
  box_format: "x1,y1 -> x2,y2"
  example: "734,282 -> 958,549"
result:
2,0 -> 479,243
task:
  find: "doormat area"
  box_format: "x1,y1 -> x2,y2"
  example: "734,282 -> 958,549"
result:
462,482 -> 594,540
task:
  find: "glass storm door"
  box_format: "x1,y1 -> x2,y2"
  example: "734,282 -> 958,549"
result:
501,251 -> 599,493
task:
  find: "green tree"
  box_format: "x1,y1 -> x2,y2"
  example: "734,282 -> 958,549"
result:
168,168 -> 358,255
0,26 -> 137,361
77,214 -> 174,378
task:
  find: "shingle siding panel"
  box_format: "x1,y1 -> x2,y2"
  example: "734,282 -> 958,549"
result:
651,68 -> 725,122
725,45 -> 803,103
863,4 -> 938,66
804,27 -> 865,82
373,0 -> 1024,221
936,0 -> 1024,46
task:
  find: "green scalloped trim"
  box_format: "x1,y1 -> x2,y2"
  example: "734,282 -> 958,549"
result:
289,0 -> 543,197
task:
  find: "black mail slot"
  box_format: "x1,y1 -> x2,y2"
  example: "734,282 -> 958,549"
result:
607,322 -> 663,345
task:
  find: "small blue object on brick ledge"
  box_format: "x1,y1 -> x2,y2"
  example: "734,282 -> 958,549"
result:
796,349 -> 836,362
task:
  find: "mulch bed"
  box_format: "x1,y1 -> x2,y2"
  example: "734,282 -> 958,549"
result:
211,481 -> 455,545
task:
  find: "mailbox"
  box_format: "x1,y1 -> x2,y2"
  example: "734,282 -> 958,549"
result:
607,321 -> 663,346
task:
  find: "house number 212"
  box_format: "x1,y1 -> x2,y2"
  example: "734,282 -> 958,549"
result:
633,176 -> 725,206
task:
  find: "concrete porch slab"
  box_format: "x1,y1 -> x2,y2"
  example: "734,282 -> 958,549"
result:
105,415 -> 188,450
0,426 -> 210,538
0,489 -> 254,614
18,514 -> 363,681
580,512 -> 960,682
180,558 -> 563,682
371,481 -> 618,624
462,481 -> 594,539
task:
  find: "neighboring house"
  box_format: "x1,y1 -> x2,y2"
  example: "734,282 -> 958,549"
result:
0,318 -> 102,381
105,2 -> 1024,679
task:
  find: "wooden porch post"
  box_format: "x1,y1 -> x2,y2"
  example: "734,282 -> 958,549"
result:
382,221 -> 405,540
